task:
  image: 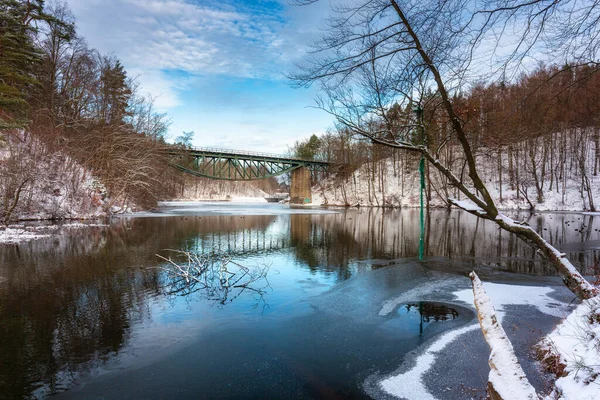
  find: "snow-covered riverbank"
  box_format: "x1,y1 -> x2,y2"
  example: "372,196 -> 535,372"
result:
0,222 -> 108,245
312,155 -> 600,212
539,297 -> 600,399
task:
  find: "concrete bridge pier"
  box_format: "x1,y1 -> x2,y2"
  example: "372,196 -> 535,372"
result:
290,167 -> 312,204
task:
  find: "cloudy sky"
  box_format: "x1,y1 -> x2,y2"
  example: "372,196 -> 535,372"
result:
65,0 -> 333,153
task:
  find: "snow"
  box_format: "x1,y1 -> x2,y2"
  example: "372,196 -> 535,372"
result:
469,272 -> 538,399
230,196 -> 268,203
449,199 -> 483,212
312,145 -> 600,212
379,277 -> 465,316
0,223 -> 108,244
0,227 -> 52,244
379,323 -> 479,400
379,280 -> 574,399
0,134 -> 111,222
539,297 -> 600,400
176,178 -> 269,200
62,223 -> 109,228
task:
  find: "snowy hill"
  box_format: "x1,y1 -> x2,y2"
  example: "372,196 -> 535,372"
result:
0,134 -> 123,222
312,143 -> 600,212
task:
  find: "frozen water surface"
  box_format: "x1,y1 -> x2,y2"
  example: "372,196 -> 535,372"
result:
130,201 -> 340,217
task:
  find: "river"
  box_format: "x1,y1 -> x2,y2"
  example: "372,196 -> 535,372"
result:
0,203 -> 598,399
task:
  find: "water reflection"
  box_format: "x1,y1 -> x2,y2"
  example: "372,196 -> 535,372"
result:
0,207 -> 599,398
403,302 -> 460,323
401,302 -> 460,336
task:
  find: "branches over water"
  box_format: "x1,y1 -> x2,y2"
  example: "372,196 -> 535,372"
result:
155,250 -> 271,306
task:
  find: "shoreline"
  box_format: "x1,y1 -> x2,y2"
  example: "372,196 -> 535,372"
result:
6,200 -> 598,225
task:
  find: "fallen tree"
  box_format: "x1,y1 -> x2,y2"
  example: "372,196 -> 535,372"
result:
470,272 -> 538,400
155,250 -> 271,306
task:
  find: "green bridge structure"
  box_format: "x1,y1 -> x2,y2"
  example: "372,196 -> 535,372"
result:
166,146 -> 331,203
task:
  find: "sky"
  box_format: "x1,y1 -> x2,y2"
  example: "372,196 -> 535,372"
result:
65,0 -> 334,153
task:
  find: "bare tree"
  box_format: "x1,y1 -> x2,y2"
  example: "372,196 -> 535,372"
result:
293,0 -> 599,299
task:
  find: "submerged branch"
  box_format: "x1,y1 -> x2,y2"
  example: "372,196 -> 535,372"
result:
155,250 -> 271,306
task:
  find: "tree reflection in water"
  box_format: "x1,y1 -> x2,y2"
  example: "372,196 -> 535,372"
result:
402,302 -> 460,335
404,302 -> 460,323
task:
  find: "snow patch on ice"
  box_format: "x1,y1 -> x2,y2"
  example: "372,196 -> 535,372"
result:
454,282 -> 570,321
378,282 -> 573,399
379,277 -> 464,316
380,323 -> 479,400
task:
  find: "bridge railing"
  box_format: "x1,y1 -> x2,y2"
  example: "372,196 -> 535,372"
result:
186,146 -> 329,164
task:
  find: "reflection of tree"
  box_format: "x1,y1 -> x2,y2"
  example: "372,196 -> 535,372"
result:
405,302 -> 459,323
3,209 -> 600,397
316,209 -> 600,276
0,219 -> 195,398
403,302 -> 459,336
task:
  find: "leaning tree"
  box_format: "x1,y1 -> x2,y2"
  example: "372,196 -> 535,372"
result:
292,0 -> 600,300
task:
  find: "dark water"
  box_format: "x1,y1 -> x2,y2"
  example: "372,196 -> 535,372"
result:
0,204 -> 598,399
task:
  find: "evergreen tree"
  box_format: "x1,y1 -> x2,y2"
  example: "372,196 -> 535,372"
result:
100,58 -> 132,125
0,0 -> 46,129
295,134 -> 321,160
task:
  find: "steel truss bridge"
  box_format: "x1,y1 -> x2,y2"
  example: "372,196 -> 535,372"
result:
166,146 -> 330,181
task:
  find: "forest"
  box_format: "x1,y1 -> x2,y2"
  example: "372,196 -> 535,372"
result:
0,0 -> 183,224
290,64 -> 600,210
4,1 -> 600,225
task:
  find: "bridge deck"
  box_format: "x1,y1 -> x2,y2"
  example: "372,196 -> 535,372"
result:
167,146 -> 330,166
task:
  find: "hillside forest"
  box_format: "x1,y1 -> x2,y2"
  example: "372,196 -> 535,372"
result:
4,1 -> 600,224
290,64 -> 600,211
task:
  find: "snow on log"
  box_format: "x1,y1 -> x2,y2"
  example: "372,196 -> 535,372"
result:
469,272 -> 538,400
448,198 -> 488,216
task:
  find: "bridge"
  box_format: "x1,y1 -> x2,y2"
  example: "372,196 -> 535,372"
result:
166,146 -> 331,204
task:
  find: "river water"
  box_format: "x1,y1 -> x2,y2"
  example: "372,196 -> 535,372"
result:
0,203 -> 598,399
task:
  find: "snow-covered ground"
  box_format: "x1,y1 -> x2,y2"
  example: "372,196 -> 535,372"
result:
312,153 -> 600,212
177,178 -> 271,200
539,297 -> 600,400
1,134 -> 112,222
0,223 -> 108,245
378,281 -> 572,399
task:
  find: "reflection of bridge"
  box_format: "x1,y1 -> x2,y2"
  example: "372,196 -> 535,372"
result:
167,147 -> 331,204
186,214 -> 319,258
191,231 -> 290,258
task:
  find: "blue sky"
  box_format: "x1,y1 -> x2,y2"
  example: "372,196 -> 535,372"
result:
66,0 -> 333,153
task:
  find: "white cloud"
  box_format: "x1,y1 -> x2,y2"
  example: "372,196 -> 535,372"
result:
65,0 -> 335,145
68,0 -> 293,76
128,68 -> 181,110
66,0 -> 320,108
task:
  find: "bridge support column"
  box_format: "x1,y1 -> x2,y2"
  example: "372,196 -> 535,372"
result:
290,167 -> 312,204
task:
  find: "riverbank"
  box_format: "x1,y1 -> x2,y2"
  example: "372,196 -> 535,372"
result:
312,157 -> 600,212
0,222 -> 109,245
